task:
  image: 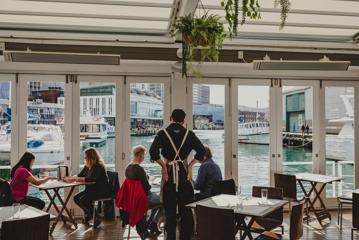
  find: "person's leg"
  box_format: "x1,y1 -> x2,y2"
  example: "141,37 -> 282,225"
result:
163,181 -> 177,240
178,179 -> 194,240
73,191 -> 88,216
135,217 -> 148,239
147,193 -> 163,234
19,196 -> 45,210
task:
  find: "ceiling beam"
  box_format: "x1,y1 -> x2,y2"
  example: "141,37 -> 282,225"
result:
0,10 -> 169,22
16,0 -> 173,8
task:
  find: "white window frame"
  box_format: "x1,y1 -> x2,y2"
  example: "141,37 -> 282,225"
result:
188,78 -> 231,180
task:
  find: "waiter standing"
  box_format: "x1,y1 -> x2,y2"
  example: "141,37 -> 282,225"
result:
150,109 -> 205,240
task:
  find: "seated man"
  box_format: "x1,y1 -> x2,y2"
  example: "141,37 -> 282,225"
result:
192,145 -> 223,201
125,145 -> 162,239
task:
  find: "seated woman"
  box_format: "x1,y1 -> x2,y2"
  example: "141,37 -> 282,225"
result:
125,145 -> 162,239
193,145 -> 223,201
64,148 -> 110,227
10,152 -> 56,210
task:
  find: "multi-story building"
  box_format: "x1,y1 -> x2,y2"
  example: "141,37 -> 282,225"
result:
193,84 -> 210,104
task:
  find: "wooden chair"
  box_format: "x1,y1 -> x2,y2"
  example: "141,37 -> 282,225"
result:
210,179 -> 236,196
274,173 -> 308,218
255,201 -> 304,240
251,186 -> 284,235
195,204 -> 236,240
352,193 -> 359,240
0,214 -> 50,240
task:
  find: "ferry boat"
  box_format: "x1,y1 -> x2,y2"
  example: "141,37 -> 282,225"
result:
238,121 -> 270,145
80,116 -> 108,147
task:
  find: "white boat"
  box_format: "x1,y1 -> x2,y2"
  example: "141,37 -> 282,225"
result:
238,121 -> 270,145
0,124 -> 64,165
80,116 -> 108,147
325,95 -> 354,162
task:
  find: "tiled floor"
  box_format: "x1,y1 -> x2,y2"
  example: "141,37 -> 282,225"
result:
50,210 -> 358,240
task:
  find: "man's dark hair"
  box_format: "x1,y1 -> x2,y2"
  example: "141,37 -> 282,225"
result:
171,109 -> 186,123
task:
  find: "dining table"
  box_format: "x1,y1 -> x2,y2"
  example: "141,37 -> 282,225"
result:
296,173 -> 342,227
33,179 -> 93,234
187,194 -> 288,240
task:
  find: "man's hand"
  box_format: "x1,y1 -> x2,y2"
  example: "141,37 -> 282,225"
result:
162,170 -> 168,182
187,171 -> 193,182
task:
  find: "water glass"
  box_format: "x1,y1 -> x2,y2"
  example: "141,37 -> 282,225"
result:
261,189 -> 268,202
12,203 -> 21,219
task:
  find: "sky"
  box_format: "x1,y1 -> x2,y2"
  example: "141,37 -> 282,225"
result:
208,85 -> 269,108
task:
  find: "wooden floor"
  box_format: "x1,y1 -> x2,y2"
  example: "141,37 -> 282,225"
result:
50,210 -> 358,240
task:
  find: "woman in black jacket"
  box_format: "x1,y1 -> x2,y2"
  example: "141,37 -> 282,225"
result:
64,148 -> 110,227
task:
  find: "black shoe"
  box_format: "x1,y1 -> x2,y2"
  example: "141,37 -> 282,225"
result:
93,215 -> 102,228
139,230 -> 151,240
148,221 -> 162,236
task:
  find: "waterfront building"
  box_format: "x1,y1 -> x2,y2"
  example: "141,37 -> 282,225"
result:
193,85 -> 210,104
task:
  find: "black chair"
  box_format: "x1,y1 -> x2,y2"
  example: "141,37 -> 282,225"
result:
210,179 -> 236,196
196,204 -> 236,240
0,178 -> 14,207
337,192 -> 353,230
0,214 -> 50,240
251,186 -> 284,235
255,201 -> 304,240
92,171 -> 119,228
352,193 -> 359,240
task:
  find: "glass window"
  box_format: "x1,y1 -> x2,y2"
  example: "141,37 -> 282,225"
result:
79,83 -> 116,171
0,81 -> 11,180
129,83 -> 164,193
325,87 -> 354,197
192,84 -> 225,179
238,85 -> 270,194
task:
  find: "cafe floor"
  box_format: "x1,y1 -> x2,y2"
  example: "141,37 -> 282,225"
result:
50,209 -> 357,240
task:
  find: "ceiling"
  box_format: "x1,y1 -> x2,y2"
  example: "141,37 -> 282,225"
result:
0,0 -> 358,51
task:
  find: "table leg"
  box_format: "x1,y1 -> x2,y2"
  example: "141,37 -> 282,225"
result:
297,180 -> 312,221
49,187 -> 77,235
54,186 -> 77,228
44,189 -> 61,214
239,217 -> 254,240
310,182 -> 331,224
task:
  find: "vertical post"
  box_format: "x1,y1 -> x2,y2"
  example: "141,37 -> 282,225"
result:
10,74 -> 18,167
231,79 -> 238,186
224,78 -> 232,180
354,85 -> 359,192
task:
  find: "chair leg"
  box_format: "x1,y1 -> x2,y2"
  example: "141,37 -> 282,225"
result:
92,201 -> 97,229
340,203 -> 343,230
280,225 -> 284,234
128,225 -> 131,240
351,228 -> 354,240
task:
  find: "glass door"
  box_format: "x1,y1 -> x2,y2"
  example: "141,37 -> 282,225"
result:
0,74 -> 16,180
77,76 -> 123,174
125,76 -> 170,191
322,81 -> 358,199
233,79 -> 272,195
280,80 -> 319,196
18,74 -> 68,201
188,78 -> 229,182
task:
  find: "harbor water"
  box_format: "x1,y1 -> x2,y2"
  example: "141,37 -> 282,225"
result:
0,130 -> 353,199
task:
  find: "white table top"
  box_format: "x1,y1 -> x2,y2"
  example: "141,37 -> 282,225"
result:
295,173 -> 342,184
33,179 -> 91,190
0,205 -> 49,228
186,194 -> 287,218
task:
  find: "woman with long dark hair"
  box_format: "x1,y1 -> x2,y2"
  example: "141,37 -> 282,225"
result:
10,152 -> 56,209
64,148 -> 110,228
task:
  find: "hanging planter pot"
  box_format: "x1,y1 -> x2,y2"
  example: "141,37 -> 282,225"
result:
173,13 -> 226,77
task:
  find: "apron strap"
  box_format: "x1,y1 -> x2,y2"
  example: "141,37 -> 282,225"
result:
163,128 -> 189,192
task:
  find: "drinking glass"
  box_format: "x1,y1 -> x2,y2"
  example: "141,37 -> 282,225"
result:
12,203 -> 21,219
261,189 -> 268,202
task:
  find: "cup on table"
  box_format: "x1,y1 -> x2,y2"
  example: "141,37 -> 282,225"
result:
12,203 -> 21,219
261,189 -> 268,202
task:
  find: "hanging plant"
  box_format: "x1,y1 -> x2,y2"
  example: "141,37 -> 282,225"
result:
221,0 -> 290,36
173,13 -> 226,77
